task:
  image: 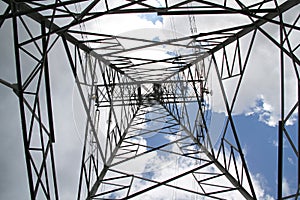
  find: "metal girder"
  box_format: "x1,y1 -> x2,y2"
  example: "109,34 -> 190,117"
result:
4,3 -> 60,199
83,100 -> 255,199
0,0 -> 299,199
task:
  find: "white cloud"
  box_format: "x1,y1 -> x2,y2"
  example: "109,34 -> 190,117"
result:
88,12 -> 163,36
272,140 -> 279,147
282,177 -> 291,197
272,137 -> 287,148
251,96 -> 277,126
287,157 -> 294,165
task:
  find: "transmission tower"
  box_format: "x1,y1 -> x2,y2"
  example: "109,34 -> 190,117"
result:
0,0 -> 299,199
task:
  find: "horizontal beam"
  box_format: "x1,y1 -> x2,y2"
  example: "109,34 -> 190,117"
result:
96,79 -> 204,87
96,100 -> 200,107
158,9 -> 277,15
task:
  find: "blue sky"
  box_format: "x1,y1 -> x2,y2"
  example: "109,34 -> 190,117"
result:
236,112 -> 298,197
139,14 -> 163,25
235,113 -> 279,197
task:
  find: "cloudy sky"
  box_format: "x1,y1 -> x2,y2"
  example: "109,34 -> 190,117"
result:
0,0 -> 299,199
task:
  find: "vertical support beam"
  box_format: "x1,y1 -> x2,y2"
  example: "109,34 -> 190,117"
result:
12,3 -> 35,200
41,21 -> 55,143
298,81 -> 300,187
138,85 -> 142,105
0,6 -> 10,28
41,20 -> 59,200
278,120 -> 283,200
278,8 -> 284,198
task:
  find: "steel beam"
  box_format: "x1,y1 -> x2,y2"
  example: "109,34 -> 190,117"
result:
12,3 -> 35,199
1,0 -> 299,199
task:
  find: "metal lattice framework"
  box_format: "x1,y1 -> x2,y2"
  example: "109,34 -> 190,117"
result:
0,0 -> 299,199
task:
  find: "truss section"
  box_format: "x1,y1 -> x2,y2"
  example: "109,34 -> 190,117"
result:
0,0 -> 299,199
81,100 -> 255,199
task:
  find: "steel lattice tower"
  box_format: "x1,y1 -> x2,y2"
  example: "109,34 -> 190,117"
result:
0,0 -> 299,199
